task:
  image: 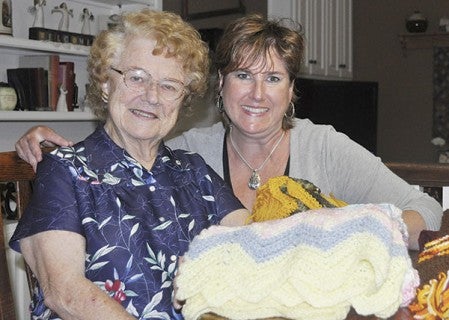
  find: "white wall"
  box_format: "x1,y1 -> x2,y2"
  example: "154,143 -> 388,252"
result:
0,121 -> 97,151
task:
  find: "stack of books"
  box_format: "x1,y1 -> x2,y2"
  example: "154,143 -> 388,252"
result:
7,54 -> 77,111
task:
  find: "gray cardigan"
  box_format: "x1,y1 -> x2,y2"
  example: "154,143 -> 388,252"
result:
167,118 -> 442,230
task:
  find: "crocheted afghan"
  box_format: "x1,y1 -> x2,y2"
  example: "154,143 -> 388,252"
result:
177,203 -> 419,320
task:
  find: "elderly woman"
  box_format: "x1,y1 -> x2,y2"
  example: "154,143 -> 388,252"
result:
15,14 -> 442,250
9,9 -> 248,319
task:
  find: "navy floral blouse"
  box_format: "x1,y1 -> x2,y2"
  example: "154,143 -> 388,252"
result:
10,126 -> 243,320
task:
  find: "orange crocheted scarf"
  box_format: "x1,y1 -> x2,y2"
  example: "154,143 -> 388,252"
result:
250,176 -> 347,222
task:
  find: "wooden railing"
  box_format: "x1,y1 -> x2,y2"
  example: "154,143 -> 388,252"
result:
386,162 -> 449,209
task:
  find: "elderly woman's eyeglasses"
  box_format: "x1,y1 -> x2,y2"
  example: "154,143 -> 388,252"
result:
111,67 -> 187,101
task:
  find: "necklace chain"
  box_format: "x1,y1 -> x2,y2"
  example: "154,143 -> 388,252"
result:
229,126 -> 285,190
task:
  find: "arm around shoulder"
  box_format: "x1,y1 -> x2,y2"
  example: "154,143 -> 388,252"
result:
15,125 -> 73,171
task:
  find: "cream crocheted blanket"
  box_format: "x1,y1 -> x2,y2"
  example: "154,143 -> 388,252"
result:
176,203 -> 419,320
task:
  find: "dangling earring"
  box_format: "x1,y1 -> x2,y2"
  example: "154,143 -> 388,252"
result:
101,91 -> 109,103
216,95 -> 224,113
284,101 -> 295,119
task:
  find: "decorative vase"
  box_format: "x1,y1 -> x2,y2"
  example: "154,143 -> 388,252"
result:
0,82 -> 17,110
406,11 -> 428,33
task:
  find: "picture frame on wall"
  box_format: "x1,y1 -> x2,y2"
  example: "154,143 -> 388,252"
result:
181,0 -> 245,21
0,0 -> 12,35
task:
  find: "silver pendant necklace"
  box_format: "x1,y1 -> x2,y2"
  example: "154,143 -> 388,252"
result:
229,126 -> 286,190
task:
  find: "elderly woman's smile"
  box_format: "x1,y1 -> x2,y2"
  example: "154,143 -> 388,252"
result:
104,36 -> 186,159
129,108 -> 158,118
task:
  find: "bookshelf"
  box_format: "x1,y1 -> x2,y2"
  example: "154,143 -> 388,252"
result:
0,0 -> 162,153
0,33 -> 91,118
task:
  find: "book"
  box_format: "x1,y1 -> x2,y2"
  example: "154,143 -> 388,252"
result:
28,68 -> 50,111
58,61 -> 75,111
6,68 -> 47,111
18,54 -> 60,111
34,68 -> 49,110
7,69 -> 28,110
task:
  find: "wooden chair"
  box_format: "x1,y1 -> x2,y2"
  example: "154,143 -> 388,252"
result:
0,151 -> 35,320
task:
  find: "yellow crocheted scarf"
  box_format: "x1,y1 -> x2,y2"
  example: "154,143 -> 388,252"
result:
250,176 -> 347,222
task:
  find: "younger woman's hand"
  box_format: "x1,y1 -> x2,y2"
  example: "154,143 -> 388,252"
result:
15,126 -> 73,171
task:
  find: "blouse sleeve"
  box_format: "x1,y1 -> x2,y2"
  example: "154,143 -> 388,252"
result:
9,153 -> 83,253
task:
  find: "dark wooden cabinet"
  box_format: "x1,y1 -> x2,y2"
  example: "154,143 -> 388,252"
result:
295,77 -> 378,154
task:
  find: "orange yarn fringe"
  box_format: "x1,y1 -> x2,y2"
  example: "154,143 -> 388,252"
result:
408,271 -> 449,319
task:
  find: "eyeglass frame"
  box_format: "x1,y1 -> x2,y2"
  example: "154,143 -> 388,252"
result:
110,67 -> 188,101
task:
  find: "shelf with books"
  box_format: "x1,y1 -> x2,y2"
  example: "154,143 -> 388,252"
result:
4,54 -> 86,113
0,110 -> 97,122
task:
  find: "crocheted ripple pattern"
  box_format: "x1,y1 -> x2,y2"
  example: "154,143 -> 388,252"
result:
177,203 -> 419,320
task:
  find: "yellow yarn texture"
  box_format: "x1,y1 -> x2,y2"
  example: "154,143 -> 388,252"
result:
177,204 -> 418,320
250,176 -> 347,222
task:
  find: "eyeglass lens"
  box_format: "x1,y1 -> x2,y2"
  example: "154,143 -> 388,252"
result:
122,69 -> 185,101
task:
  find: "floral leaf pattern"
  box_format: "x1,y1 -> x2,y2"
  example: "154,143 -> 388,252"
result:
11,127 -> 244,319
